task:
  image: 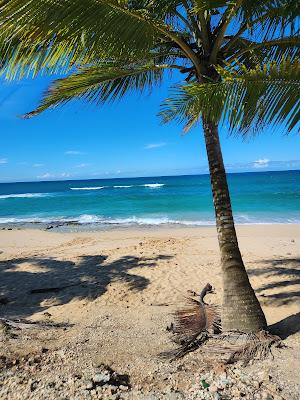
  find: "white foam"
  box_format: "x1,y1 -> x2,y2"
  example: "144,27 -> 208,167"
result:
70,186 -> 105,191
0,214 -> 299,226
113,185 -> 134,188
142,183 -> 165,188
70,184 -> 165,190
75,215 -> 300,226
0,193 -> 48,199
0,216 -> 56,223
75,215 -> 215,226
77,214 -> 102,223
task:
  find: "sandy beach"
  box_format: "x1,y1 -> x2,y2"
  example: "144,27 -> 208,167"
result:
1,225 -> 299,399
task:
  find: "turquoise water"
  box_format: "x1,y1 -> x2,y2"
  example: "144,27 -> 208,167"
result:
0,170 -> 299,226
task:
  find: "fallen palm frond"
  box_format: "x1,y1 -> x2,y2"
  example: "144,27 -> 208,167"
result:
171,283 -> 221,341
160,283 -> 221,360
160,331 -> 209,360
172,297 -> 221,342
203,330 -> 281,365
161,284 -> 281,363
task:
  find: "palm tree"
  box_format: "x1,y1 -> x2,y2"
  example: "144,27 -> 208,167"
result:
1,0 -> 299,332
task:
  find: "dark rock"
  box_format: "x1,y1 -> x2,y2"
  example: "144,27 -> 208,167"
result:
41,347 -> 49,353
0,296 -> 10,305
30,380 -> 39,392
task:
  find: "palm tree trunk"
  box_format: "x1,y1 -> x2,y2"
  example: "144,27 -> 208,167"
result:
202,117 -> 267,333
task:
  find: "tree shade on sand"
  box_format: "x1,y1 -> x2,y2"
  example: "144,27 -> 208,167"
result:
1,0 -> 299,332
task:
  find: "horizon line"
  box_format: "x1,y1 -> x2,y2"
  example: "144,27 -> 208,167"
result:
0,168 -> 299,185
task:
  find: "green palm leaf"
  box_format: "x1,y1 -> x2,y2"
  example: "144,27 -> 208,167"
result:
0,0 -> 164,78
160,60 -> 300,134
23,62 -> 173,117
227,36 -> 300,64
0,0 -> 200,79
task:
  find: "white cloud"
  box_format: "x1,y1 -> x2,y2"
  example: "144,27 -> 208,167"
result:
144,142 -> 167,150
37,172 -> 71,180
76,163 -> 89,168
65,150 -> 83,155
37,173 -> 53,179
0,158 -> 8,165
33,163 -> 44,168
253,158 -> 270,168
60,172 -> 71,178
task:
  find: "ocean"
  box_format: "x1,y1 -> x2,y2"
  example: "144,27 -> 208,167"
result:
0,170 -> 299,227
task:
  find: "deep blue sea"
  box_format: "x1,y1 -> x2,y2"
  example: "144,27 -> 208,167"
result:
0,170 -> 299,226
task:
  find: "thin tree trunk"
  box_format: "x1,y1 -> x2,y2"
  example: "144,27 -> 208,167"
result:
202,117 -> 267,333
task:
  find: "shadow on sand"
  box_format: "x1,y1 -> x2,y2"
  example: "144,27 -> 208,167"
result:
269,312 -> 300,339
0,253 -> 173,319
248,257 -> 300,338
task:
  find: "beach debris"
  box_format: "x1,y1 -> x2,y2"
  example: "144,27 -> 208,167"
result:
205,330 -> 281,365
161,283 -> 221,360
0,317 -> 72,341
162,283 -> 280,363
0,319 -> 17,339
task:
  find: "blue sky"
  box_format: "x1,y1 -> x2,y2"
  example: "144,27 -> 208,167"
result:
0,73 -> 299,183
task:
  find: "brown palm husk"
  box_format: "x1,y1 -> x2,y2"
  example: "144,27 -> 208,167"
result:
161,284 -> 280,364
160,284 -> 221,360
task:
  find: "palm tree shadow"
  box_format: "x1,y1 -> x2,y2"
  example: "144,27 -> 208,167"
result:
269,312 -> 300,339
0,253 -> 173,319
248,257 -> 300,306
247,257 -> 300,338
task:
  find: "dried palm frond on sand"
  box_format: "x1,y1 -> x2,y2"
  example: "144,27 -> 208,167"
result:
161,283 -> 280,363
203,330 -> 282,365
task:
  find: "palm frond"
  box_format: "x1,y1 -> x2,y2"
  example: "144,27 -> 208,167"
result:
227,36 -> 300,64
191,0 -> 229,12
160,60 -> 300,135
243,0 -> 300,40
24,62 -> 172,117
0,0 -> 201,79
0,1 -> 166,78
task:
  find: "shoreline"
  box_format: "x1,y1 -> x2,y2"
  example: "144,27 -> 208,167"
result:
1,221 -> 300,233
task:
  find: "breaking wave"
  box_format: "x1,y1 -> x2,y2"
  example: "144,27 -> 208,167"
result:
113,185 -> 134,188
0,193 -> 49,199
2,213 -> 299,226
70,186 -> 105,191
142,184 -> 165,188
